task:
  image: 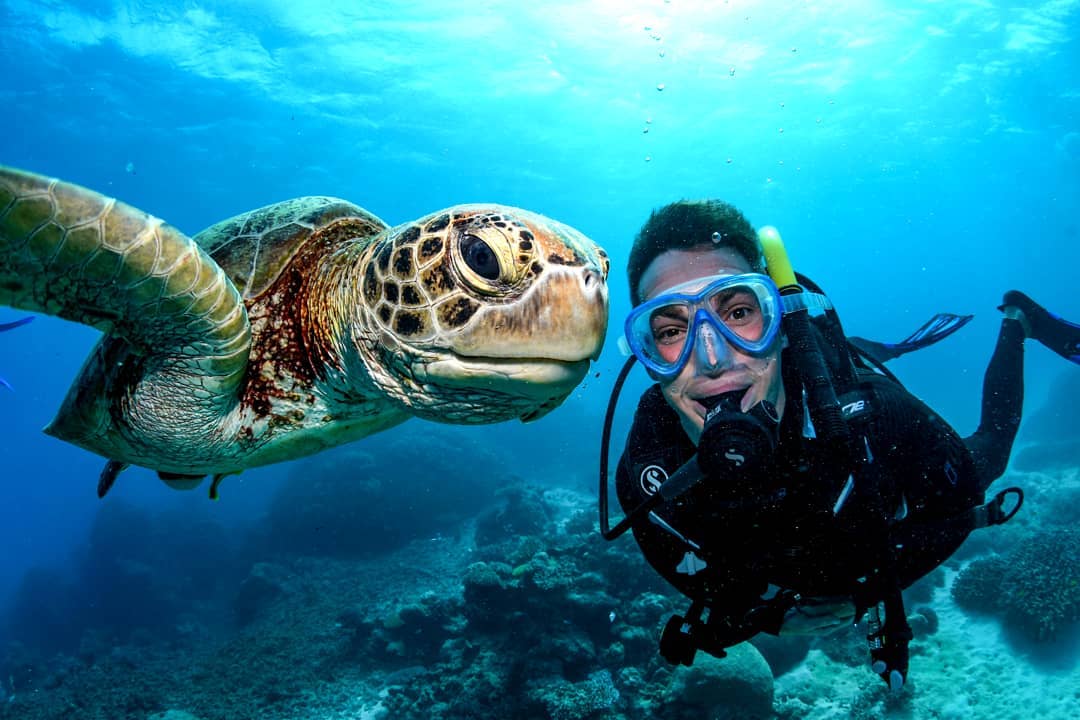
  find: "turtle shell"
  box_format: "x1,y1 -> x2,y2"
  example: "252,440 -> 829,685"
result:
193,196 -> 388,300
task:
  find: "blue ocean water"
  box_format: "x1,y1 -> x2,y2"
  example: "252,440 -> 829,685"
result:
1,2 -> 1078,718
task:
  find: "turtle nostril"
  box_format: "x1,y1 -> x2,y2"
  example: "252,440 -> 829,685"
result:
583,268 -> 601,289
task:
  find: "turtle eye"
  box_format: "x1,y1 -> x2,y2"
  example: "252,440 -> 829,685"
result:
452,222 -> 521,294
461,234 -> 501,280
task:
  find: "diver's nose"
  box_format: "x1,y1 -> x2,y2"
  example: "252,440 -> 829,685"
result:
692,322 -> 734,375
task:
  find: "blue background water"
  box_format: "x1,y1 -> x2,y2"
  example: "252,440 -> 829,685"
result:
1,0 -> 1077,621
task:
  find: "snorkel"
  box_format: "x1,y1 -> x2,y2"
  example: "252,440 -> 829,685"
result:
758,226 -> 798,293
758,226 -> 853,449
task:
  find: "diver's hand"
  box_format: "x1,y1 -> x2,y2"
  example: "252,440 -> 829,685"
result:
778,596 -> 854,636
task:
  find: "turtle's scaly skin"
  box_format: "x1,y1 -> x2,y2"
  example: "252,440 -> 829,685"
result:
0,166 -> 608,478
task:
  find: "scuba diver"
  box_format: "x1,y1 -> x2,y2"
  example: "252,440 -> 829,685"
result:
597,199 -> 1080,690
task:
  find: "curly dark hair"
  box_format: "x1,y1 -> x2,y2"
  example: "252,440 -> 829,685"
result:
626,199 -> 764,305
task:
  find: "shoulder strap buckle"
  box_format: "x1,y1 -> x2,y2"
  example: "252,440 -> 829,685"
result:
973,486 -> 1024,528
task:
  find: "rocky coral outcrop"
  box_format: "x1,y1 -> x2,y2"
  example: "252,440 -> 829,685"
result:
952,527 -> 1080,641
667,645 -> 774,718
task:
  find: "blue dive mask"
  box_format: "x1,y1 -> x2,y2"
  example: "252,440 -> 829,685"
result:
624,273 -> 829,378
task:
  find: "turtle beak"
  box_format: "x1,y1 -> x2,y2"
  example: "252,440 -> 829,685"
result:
451,263 -> 608,363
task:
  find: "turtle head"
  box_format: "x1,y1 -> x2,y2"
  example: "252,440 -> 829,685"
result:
354,205 -> 608,423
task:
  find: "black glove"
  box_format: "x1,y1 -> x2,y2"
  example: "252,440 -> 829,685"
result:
661,592 -> 782,666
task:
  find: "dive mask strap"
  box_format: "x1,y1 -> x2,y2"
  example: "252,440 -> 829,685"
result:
781,291 -> 832,315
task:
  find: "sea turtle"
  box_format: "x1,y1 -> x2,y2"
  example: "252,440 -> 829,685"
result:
0,166 -> 608,496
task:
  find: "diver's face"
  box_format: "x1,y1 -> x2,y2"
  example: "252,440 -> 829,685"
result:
637,247 -> 785,445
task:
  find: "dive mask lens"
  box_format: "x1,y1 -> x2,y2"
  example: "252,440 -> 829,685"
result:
625,273 -> 783,377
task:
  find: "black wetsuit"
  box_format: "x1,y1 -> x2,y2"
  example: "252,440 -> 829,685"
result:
615,319 -> 1026,645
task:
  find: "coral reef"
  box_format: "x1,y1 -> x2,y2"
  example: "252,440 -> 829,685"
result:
1039,478 -> 1080,529
747,634 -> 812,679
233,562 -> 298,626
528,669 -> 620,720
0,484 -> 780,720
665,646 -> 774,718
951,555 -> 1009,615
8,465 -> 1073,720
952,527 -> 1080,641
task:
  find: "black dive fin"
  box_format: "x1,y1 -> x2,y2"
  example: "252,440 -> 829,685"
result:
1000,290 -> 1080,366
849,312 -> 974,364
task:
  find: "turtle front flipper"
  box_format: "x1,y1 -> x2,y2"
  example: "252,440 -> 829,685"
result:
0,166 -> 252,464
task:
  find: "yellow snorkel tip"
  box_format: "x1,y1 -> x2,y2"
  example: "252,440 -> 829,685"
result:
758,225 -> 799,293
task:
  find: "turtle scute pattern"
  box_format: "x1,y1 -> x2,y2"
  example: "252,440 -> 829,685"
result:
362,206 -> 607,347
0,166 -> 250,410
195,196 -> 388,300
